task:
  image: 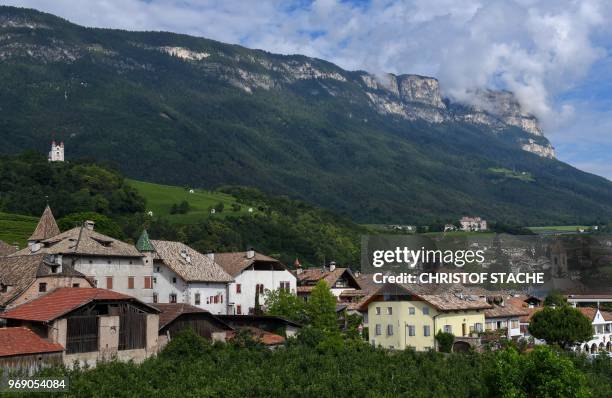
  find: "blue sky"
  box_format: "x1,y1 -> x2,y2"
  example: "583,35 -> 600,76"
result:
3,0 -> 611,180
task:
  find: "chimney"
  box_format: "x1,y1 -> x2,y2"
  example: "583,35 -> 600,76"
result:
84,220 -> 95,231
246,248 -> 255,259
329,261 -> 336,272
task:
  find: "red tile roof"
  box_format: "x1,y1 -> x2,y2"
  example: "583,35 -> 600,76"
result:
226,327 -> 285,346
0,327 -> 64,357
0,288 -> 135,322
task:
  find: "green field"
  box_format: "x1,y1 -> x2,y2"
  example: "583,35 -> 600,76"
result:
127,179 -> 255,224
0,211 -> 38,247
528,225 -> 589,233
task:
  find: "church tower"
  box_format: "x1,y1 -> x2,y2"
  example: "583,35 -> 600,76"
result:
48,141 -> 64,162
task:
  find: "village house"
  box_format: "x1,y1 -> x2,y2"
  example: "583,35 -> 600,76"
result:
13,207 -> 154,303
484,302 -> 528,339
459,216 -> 488,232
296,263 -> 362,302
48,141 -> 64,162
361,284 -> 491,351
573,307 -> 612,355
155,303 -> 234,348
0,288 -> 159,368
136,232 -> 233,314
214,250 -> 296,315
0,327 -> 64,374
0,254 -> 93,312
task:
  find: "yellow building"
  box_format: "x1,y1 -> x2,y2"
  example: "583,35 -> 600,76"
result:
361,284 -> 491,351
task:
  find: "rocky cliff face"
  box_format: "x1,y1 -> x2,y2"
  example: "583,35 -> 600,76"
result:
356,73 -> 554,158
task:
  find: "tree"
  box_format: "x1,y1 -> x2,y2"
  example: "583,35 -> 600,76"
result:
435,331 -> 454,353
528,306 -> 593,349
254,288 -> 263,315
487,346 -> 590,398
544,290 -> 567,307
305,280 -> 338,332
178,200 -> 190,214
57,212 -> 123,239
264,288 -> 306,323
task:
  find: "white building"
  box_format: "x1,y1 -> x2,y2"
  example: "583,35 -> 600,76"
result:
12,207 -> 153,303
48,141 -> 64,162
136,234 -> 233,314
574,308 -> 612,355
460,216 -> 488,232
214,251 -> 296,315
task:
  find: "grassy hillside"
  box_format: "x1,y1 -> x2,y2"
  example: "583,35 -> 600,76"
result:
127,179 -> 256,224
0,211 -> 37,247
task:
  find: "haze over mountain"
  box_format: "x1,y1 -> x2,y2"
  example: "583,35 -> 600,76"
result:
2,6 -> 612,225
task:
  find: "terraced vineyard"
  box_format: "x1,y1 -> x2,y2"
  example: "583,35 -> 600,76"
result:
0,212 -> 37,247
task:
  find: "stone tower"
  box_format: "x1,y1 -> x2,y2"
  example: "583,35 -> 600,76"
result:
48,141 -> 64,162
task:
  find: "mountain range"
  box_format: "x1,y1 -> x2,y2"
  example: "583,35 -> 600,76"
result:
1,6 -> 612,225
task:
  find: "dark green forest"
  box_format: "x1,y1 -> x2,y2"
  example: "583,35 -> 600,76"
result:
2,6 -> 612,225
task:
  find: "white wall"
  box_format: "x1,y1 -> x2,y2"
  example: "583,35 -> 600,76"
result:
227,269 -> 296,315
69,255 -> 153,302
152,262 -> 229,314
485,317 -> 522,338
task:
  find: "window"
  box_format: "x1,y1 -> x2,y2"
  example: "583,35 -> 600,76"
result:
375,307 -> 381,315
195,293 -> 201,305
475,323 -> 483,332
409,307 -> 415,315
422,307 -> 430,315
256,284 -> 264,294
387,307 -> 393,315
155,266 -> 160,273
128,276 -> 135,289
485,321 -> 493,331
280,281 -> 291,292
172,277 -> 177,284
387,324 -> 394,336
236,284 -> 242,294
511,320 -> 519,329
375,324 -> 382,335
236,305 -> 242,315
144,276 -> 153,289
363,313 -> 368,324
444,325 -> 452,333
170,293 -> 177,303
38,282 -> 47,292
153,293 -> 158,303
423,325 -> 431,336
72,283 -> 80,288
214,295 -> 219,304
106,276 -> 113,290
407,325 -> 416,336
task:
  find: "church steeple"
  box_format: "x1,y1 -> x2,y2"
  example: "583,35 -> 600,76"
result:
136,229 -> 155,252
29,205 -> 60,242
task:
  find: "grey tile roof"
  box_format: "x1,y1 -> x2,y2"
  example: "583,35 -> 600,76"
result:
28,206 -> 60,241
13,226 -> 142,258
151,240 -> 233,283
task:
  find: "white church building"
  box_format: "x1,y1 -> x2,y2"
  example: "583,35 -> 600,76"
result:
48,141 -> 64,162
